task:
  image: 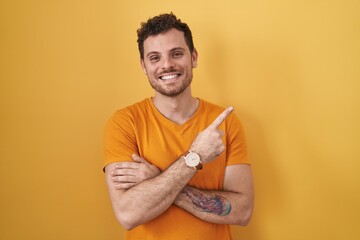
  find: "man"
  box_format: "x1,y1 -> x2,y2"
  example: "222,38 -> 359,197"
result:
104,13 -> 254,240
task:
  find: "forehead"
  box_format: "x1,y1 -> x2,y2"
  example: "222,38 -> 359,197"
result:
143,28 -> 188,55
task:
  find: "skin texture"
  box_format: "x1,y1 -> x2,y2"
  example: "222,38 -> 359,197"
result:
110,155 -> 254,226
105,28 -> 254,230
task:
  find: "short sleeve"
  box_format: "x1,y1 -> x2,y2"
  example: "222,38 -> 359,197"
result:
225,113 -> 250,166
103,110 -> 139,170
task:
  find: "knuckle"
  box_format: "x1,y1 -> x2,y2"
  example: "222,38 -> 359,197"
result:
118,163 -> 127,168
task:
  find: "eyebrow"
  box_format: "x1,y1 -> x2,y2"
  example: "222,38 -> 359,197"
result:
145,47 -> 186,58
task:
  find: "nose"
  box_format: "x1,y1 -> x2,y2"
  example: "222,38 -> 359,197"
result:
161,57 -> 175,70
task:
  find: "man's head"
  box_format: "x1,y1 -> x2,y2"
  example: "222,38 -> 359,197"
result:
137,13 -> 195,60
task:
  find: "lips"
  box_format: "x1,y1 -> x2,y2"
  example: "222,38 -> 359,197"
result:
159,74 -> 180,80
159,73 -> 181,81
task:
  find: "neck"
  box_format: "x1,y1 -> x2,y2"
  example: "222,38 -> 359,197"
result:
152,89 -> 199,124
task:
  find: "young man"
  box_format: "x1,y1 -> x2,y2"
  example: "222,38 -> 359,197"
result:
104,13 -> 254,240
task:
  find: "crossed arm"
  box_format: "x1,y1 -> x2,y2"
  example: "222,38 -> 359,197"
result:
104,107 -> 254,229
105,154 -> 254,229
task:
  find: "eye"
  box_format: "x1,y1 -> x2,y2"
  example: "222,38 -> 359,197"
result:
173,51 -> 184,58
149,55 -> 160,62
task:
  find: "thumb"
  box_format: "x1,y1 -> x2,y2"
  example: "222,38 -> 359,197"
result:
132,153 -> 152,165
132,153 -> 144,163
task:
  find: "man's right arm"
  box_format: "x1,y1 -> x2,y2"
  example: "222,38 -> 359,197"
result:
105,156 -> 197,230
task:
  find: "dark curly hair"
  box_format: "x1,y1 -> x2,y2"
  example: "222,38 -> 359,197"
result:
137,13 -> 195,59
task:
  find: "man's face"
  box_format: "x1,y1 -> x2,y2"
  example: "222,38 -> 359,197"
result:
140,28 -> 198,97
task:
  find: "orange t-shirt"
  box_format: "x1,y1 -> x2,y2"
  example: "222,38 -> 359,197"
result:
104,98 -> 249,240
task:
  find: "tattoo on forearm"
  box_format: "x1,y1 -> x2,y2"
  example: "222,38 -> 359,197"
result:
183,188 -> 232,216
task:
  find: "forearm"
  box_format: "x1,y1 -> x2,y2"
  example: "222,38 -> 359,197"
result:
107,157 -> 197,230
174,185 -> 253,225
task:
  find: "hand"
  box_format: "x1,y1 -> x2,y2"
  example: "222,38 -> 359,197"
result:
111,153 -> 161,190
190,107 -> 233,164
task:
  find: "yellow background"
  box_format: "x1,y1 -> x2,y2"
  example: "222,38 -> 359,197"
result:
1,1 -> 359,239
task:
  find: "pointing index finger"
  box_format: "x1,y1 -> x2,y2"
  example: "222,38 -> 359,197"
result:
208,106 -> 234,129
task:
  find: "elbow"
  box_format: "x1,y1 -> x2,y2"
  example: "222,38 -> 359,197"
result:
235,205 -> 254,226
115,211 -> 141,231
238,214 -> 251,226
118,218 -> 136,231
237,194 -> 254,226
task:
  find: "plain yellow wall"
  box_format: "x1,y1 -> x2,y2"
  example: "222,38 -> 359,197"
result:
1,1 -> 359,239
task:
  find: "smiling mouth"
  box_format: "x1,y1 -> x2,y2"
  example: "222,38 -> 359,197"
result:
159,74 -> 181,80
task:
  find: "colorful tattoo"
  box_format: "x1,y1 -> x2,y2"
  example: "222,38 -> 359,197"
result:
183,188 -> 232,216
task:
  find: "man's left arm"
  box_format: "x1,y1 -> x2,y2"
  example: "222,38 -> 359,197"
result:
174,164 -> 254,225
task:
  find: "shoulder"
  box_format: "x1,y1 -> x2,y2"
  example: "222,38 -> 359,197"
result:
104,98 -> 151,132
199,99 -> 226,116
111,98 -> 150,121
200,99 -> 239,121
199,99 -> 245,134
200,99 -> 224,111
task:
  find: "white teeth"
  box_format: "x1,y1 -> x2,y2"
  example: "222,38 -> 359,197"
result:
160,74 -> 178,80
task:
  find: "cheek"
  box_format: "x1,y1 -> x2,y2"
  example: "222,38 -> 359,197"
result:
146,65 -> 159,75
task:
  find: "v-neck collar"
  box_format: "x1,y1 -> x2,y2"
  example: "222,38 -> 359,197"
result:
146,97 -> 203,129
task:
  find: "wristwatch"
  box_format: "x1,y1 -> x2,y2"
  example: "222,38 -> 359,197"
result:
183,151 -> 203,170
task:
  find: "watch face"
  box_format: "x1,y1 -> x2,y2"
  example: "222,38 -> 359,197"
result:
185,152 -> 200,167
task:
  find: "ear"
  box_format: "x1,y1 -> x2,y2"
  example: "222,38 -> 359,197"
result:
191,48 -> 198,68
140,59 -> 147,75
